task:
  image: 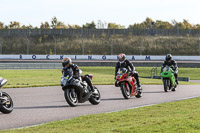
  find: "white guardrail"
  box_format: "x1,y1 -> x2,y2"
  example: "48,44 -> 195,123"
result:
0,55 -> 200,61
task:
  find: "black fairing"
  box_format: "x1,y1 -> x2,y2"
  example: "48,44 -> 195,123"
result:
62,69 -> 90,103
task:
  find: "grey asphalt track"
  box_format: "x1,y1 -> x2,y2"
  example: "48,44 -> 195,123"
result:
1,85 -> 200,130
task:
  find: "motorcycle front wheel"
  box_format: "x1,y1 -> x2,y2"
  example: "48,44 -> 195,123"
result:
163,79 -> 170,92
120,83 -> 130,99
0,92 -> 13,114
64,88 -> 78,107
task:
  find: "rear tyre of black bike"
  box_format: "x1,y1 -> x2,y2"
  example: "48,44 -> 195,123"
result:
0,92 -> 13,114
89,86 -> 101,105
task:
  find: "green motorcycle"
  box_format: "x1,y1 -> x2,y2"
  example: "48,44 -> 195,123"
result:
160,66 -> 177,92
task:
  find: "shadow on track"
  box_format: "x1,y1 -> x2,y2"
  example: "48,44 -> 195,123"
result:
143,91 -> 165,93
101,97 -> 125,101
14,105 -> 69,109
14,104 -> 92,109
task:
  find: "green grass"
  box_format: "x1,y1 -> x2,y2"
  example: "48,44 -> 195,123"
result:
0,67 -> 200,88
2,97 -> 200,133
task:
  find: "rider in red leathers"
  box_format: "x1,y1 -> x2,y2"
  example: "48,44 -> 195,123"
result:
115,53 -> 141,90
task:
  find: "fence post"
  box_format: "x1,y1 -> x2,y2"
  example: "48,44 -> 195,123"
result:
81,28 -> 84,55
177,26 -> 179,36
25,35 -> 30,55
169,37 -> 171,54
0,40 -> 2,54
199,38 -> 200,56
140,37 -> 142,55
199,29 -> 200,56
111,39 -> 113,55
52,35 -> 56,55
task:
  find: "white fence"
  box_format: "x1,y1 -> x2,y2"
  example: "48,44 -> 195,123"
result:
1,55 -> 200,61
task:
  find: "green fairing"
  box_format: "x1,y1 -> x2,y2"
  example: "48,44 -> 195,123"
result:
161,66 -> 175,86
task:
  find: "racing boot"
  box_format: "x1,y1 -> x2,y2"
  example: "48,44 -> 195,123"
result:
176,79 -> 179,85
136,83 -> 142,92
90,85 -> 98,95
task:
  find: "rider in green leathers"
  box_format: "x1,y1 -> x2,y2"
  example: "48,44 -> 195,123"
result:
161,54 -> 179,84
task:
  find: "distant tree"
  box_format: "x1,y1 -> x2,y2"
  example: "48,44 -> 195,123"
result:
9,21 -> 20,29
97,20 -> 107,29
195,24 -> 200,29
56,21 -> 67,29
27,24 -> 33,29
183,19 -> 192,29
128,22 -> 146,29
40,21 -> 50,29
50,17 -> 67,29
154,20 -> 173,29
0,22 -> 4,29
107,23 -> 125,29
144,17 -> 154,29
20,24 -> 34,29
51,16 -> 58,29
128,17 -> 154,29
172,20 -> 186,29
21,25 -> 26,29
83,21 -> 96,29
67,24 -> 81,29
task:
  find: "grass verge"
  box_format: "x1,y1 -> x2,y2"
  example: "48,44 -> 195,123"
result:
2,97 -> 200,133
0,67 -> 200,88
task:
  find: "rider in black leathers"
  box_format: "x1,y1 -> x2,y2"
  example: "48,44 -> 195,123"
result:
115,53 -> 141,89
161,54 -> 179,84
62,57 -> 97,93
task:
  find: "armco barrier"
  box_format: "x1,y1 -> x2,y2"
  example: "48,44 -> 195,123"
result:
150,76 -> 190,82
1,61 -> 200,69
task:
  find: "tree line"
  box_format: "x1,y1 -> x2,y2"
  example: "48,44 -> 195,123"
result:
0,17 -> 200,29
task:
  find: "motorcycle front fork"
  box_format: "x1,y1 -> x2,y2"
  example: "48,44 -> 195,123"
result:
71,89 -> 76,98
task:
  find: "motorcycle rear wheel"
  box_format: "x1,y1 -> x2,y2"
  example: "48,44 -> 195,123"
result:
64,89 -> 78,107
171,83 -> 177,91
88,86 -> 101,105
0,92 -> 13,114
135,89 -> 142,98
121,83 -> 130,99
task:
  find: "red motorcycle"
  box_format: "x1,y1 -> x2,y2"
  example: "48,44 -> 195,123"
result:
116,68 -> 142,99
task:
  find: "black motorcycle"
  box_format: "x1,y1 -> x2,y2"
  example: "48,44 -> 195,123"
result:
60,69 -> 100,107
0,78 -> 13,114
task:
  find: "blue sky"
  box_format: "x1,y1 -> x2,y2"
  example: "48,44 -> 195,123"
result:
0,0 -> 200,28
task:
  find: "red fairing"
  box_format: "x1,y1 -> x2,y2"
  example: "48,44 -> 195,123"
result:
88,74 -> 93,80
116,72 -> 137,96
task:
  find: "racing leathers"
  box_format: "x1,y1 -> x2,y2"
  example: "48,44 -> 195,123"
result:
62,63 -> 95,92
115,59 -> 141,88
161,59 -> 178,84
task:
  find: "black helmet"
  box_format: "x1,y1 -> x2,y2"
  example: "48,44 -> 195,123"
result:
166,54 -> 172,61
